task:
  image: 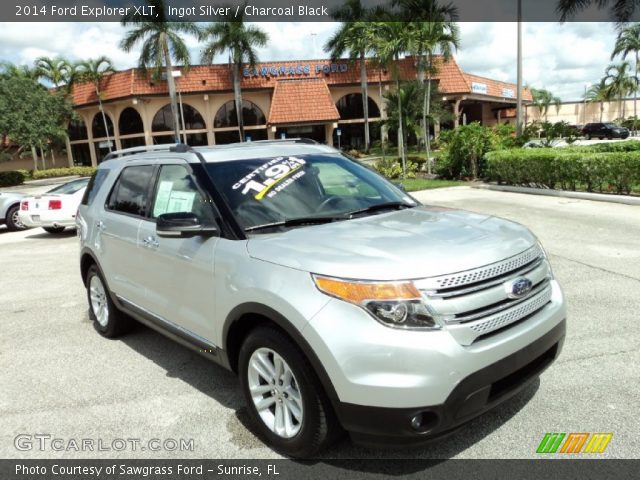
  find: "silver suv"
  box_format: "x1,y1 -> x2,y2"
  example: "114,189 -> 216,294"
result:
77,141 -> 566,457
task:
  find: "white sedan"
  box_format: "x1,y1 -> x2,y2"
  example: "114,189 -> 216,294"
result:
18,178 -> 90,234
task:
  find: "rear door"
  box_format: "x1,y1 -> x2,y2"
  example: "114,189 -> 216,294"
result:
98,164 -> 155,307
136,162 -> 220,343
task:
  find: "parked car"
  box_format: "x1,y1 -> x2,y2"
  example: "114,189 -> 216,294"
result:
582,122 -> 630,140
18,178 -> 89,234
0,190 -> 29,231
77,141 -> 566,457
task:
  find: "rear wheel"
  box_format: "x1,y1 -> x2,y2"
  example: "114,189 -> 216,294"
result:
5,205 -> 27,231
86,264 -> 131,338
43,226 -> 66,234
238,326 -> 339,457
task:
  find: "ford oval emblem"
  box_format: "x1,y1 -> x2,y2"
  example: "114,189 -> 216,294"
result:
506,277 -> 533,299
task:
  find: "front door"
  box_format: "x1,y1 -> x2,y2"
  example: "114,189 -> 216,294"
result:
137,162 -> 219,344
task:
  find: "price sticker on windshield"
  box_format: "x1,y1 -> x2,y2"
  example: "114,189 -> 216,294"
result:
232,156 -> 306,200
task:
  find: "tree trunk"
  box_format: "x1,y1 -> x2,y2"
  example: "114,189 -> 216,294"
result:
395,59 -> 406,178
31,146 -> 38,171
424,51 -> 432,175
232,61 -> 245,142
635,51 -> 639,135
162,33 -> 182,144
96,85 -> 112,152
39,145 -> 45,170
600,102 -> 604,122
360,51 -> 370,153
50,148 -> 56,166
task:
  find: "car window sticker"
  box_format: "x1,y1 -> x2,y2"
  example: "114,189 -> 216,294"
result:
232,156 -> 307,200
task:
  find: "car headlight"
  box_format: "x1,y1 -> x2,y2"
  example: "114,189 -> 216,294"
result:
537,241 -> 555,279
312,275 -> 441,330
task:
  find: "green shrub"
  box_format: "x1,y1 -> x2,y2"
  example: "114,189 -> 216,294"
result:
485,149 -> 640,194
438,122 -> 497,179
374,157 -> 418,179
0,170 -> 27,187
16,169 -> 33,180
31,166 -> 95,179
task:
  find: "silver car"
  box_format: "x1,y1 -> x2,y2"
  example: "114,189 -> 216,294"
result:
0,190 -> 29,230
77,141 -> 566,457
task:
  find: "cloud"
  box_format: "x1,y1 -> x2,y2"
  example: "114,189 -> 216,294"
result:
0,21 -> 624,101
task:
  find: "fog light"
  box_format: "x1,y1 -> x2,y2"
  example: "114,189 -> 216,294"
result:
409,411 -> 439,432
410,414 -> 423,430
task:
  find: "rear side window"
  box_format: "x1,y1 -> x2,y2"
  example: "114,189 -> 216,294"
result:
106,165 -> 155,217
81,169 -> 110,206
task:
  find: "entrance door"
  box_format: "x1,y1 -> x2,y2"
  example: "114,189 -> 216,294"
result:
276,124 -> 327,143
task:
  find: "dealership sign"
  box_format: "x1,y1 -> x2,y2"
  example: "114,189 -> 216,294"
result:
471,82 -> 488,94
244,63 -> 348,78
502,88 -> 515,98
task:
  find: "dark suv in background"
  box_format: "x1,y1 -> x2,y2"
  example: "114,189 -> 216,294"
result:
582,122 -> 630,140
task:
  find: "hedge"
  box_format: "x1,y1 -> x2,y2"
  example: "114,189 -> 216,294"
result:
0,170 -> 27,187
31,166 -> 96,179
485,149 -> 640,194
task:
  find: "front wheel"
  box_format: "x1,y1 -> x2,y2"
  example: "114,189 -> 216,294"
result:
86,265 -> 131,338
5,205 -> 28,231
584,133 -> 591,140
238,326 -> 339,457
43,226 -> 66,234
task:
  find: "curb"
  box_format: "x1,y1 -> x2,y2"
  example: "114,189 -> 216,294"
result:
475,184 -> 640,206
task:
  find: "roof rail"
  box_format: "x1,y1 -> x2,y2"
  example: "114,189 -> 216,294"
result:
249,138 -> 319,145
102,143 -> 185,161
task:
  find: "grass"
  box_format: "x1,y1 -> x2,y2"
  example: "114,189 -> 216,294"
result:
399,178 -> 467,192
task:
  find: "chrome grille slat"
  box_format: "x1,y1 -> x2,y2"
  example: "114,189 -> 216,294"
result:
452,278 -> 551,323
416,244 -> 542,292
426,257 -> 544,299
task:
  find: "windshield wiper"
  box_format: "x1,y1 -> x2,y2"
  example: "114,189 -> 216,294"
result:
345,201 -> 416,218
245,215 -> 347,232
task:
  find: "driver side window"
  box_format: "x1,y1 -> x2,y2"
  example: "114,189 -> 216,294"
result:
151,165 -> 214,223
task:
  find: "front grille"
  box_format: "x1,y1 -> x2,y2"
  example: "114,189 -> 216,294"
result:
416,245 -> 553,346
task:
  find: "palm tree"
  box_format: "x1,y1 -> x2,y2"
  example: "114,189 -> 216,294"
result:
611,23 -> 640,133
604,61 -> 636,119
120,0 -> 200,143
34,56 -> 73,89
558,0 -> 637,22
200,12 -> 267,142
0,62 -> 38,80
395,0 -> 460,175
586,79 -> 613,122
77,57 -> 116,152
371,22 -> 412,177
531,88 -> 561,122
325,0 -> 376,152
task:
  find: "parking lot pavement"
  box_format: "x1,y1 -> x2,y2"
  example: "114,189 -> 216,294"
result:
1,187 -> 638,460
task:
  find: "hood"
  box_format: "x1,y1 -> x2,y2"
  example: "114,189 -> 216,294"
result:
247,206 -> 537,281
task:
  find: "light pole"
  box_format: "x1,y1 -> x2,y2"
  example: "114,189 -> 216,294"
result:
172,70 -> 187,144
516,0 -> 523,136
583,83 -> 589,126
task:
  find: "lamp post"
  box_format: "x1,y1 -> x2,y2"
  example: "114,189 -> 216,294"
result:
583,83 -> 589,126
172,70 -> 187,144
516,0 -> 523,136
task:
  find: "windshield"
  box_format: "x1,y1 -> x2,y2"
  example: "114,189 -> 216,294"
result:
206,153 -> 417,232
46,178 -> 90,195
604,123 -> 618,128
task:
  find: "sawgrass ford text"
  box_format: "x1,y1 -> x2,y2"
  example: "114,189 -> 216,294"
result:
15,5 -> 329,18
15,464 -> 280,476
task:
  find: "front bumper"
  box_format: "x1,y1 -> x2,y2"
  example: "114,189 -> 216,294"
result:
337,319 -> 565,445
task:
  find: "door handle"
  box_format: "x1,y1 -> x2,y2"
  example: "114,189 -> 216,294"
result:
143,236 -> 159,248
96,221 -> 105,231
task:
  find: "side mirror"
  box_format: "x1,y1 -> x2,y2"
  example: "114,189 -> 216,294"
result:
156,212 -> 218,238
394,182 -> 407,192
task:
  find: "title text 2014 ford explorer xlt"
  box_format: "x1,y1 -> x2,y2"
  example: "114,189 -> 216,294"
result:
76,141 -> 566,457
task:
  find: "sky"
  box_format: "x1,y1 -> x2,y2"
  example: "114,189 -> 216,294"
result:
0,21 -> 623,101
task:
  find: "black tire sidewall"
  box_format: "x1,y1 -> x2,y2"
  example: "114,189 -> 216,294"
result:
86,265 -> 120,337
238,327 -> 329,457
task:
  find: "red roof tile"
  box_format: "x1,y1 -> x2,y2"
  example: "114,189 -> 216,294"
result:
69,57 -> 528,106
268,78 -> 339,125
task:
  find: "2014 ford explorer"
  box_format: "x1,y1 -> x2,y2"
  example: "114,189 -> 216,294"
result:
76,141 -> 566,457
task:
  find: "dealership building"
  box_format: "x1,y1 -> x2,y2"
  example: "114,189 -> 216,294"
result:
53,56 -> 531,168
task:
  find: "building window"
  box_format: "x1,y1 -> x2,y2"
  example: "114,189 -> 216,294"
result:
120,137 -> 146,149
214,100 -> 266,128
152,103 -> 205,132
70,143 -> 91,166
336,94 -> 380,120
68,118 -> 88,141
119,107 -> 144,135
92,112 -> 114,139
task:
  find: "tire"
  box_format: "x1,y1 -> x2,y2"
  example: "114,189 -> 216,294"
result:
5,204 -> 28,231
43,226 -> 66,234
238,326 -> 340,457
584,133 -> 591,140
86,264 -> 131,338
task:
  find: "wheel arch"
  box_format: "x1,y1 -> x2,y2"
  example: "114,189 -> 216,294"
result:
223,303 -> 341,408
